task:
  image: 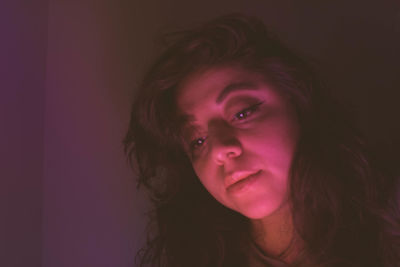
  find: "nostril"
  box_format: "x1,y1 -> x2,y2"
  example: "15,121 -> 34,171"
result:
211,138 -> 243,165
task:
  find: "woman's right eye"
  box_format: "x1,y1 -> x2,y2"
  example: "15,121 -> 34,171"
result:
190,136 -> 207,150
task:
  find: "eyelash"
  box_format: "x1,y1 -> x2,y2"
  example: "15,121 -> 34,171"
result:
189,102 -> 263,151
232,102 -> 263,121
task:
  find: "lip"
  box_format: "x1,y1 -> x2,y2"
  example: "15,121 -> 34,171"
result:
225,170 -> 262,194
224,170 -> 261,189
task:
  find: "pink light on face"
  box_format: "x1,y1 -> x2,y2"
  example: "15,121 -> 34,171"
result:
176,65 -> 299,220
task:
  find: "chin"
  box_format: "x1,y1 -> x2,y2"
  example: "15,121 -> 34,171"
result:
238,202 -> 281,219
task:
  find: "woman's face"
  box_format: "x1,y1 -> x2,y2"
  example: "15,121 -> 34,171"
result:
176,66 -> 299,219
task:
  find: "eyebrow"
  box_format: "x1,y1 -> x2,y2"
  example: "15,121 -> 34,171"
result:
216,82 -> 259,104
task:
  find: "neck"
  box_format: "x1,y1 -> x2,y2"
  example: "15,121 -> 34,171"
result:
250,204 -> 300,263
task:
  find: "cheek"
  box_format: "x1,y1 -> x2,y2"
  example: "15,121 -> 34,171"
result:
245,122 -> 298,168
192,161 -> 214,190
192,159 -> 206,181
192,161 -> 226,202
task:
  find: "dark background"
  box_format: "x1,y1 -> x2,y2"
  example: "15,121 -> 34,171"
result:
1,0 -> 399,266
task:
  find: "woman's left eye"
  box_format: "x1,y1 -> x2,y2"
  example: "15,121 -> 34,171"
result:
233,102 -> 263,121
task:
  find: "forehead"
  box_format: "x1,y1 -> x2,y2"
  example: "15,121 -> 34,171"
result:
176,66 -> 267,111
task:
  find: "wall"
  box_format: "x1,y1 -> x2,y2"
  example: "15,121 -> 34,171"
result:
0,0 -> 48,266
43,1 -> 147,266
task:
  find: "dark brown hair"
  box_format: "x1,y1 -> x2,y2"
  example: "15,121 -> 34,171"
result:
124,14 -> 398,267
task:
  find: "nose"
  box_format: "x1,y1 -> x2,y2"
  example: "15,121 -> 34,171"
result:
212,140 -> 242,165
208,121 -> 242,165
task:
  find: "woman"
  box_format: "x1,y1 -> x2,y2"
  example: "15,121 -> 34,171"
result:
124,14 -> 399,266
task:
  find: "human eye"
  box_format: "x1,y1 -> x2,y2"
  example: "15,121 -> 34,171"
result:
232,102 -> 263,121
189,136 -> 208,151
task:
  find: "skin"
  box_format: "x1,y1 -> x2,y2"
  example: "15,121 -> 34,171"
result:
176,65 -> 300,259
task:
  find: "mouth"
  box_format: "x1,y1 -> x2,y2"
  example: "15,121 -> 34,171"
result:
225,170 -> 262,189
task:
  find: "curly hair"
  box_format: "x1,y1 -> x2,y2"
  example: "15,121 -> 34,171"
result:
124,14 -> 399,267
